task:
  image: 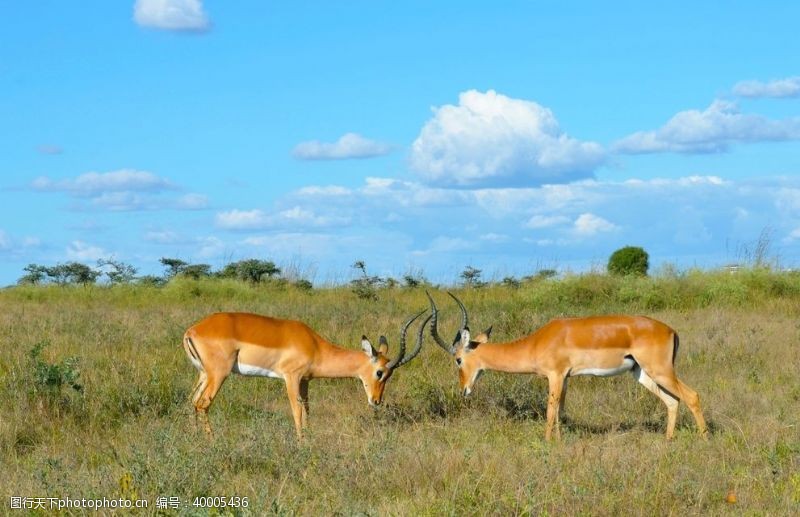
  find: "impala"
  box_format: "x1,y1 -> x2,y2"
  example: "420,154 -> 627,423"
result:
183,310 -> 430,438
427,292 -> 707,441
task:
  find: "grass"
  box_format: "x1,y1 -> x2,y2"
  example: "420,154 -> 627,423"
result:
1,271 -> 799,514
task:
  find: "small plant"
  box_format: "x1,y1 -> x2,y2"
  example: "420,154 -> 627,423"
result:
608,246 -> 649,276
350,261 -> 382,300
28,341 -> 83,398
293,279 -> 313,291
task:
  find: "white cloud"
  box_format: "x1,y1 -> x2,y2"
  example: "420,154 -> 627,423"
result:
292,133 -> 392,160
177,193 -> 209,210
614,100 -> 800,154
32,169 -> 174,196
733,76 -> 800,98
66,241 -> 107,261
144,230 -> 182,244
215,206 -> 347,230
133,0 -> 210,32
295,185 -> 353,197
410,89 -> 605,187
31,169 -> 210,212
0,230 -> 10,251
525,214 -> 571,229
573,213 -> 617,236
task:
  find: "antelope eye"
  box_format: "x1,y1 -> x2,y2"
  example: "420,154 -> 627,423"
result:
376,370 -> 384,379
456,358 -> 462,367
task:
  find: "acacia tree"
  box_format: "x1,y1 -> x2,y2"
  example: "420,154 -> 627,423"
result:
218,259 -> 281,284
159,258 -> 188,279
18,264 -> 48,285
97,258 -> 138,284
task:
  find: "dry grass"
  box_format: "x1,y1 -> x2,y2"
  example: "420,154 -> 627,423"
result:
1,276 -> 799,515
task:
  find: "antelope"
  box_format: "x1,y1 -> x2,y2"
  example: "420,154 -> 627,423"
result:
427,292 -> 707,441
183,310 -> 430,438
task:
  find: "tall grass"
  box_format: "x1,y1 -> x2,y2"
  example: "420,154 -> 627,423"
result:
1,270 -> 799,514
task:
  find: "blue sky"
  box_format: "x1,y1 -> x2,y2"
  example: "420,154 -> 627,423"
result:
2,0 -> 800,285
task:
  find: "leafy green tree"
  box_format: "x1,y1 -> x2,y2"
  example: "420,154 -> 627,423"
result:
44,262 -> 100,285
219,259 -> 281,284
608,246 -> 649,276
18,264 -> 48,285
98,258 -> 138,284
460,265 -> 486,288
180,264 -> 212,280
159,258 -> 188,279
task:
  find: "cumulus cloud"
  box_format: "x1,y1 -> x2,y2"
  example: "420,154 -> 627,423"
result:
215,206 -> 348,230
409,89 -> 605,187
614,100 -> 800,154
573,213 -> 617,236
733,76 -> 800,98
133,0 -> 210,32
292,133 -> 393,160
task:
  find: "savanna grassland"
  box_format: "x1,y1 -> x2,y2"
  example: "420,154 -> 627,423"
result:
1,271 -> 799,515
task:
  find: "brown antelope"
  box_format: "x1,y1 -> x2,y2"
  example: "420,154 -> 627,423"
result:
183,310 -> 430,438
427,292 -> 707,441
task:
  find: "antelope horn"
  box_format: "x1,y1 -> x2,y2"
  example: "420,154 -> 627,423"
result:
386,309 -> 427,369
396,313 -> 432,368
426,290 -> 455,355
448,291 -> 469,330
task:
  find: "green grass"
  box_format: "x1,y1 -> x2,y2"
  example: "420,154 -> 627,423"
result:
1,271 -> 799,514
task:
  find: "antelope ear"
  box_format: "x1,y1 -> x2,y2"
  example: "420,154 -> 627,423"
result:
378,335 -> 389,355
361,336 -> 378,358
473,326 -> 493,344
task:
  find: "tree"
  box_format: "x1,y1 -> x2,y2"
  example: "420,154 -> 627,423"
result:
218,259 -> 281,284
18,264 -> 48,285
159,258 -> 188,279
180,264 -> 212,280
608,246 -> 649,276
44,262 -> 100,285
97,258 -> 138,284
460,265 -> 486,288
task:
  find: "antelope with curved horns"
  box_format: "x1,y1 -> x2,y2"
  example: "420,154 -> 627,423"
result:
183,309 -> 430,438
426,291 -> 707,441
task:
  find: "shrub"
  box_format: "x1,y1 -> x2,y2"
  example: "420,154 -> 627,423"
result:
608,246 -> 649,276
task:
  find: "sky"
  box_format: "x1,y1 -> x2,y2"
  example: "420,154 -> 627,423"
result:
2,0 -> 800,286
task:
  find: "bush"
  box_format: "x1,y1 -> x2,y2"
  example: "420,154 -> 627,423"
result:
218,259 -> 281,284
608,246 -> 649,276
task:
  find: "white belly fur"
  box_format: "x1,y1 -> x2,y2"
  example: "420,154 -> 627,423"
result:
233,361 -> 283,378
572,357 -> 635,377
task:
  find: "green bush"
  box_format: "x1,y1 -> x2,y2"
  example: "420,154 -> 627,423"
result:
608,246 -> 649,276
